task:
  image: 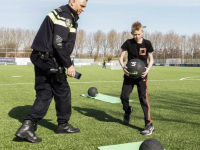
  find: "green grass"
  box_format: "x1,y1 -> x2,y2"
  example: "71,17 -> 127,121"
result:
0,65 -> 200,150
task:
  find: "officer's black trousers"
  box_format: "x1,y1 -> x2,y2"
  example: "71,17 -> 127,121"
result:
120,75 -> 152,126
24,65 -> 71,125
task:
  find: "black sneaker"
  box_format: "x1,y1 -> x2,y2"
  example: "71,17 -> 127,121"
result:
140,124 -> 155,135
123,106 -> 133,125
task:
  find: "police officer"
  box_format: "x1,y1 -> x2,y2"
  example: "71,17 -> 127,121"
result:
15,0 -> 88,143
119,21 -> 155,136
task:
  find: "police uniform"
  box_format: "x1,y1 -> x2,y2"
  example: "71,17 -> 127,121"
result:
24,4 -> 79,125
120,38 -> 154,126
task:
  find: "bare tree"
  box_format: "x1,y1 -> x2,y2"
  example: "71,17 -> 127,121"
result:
163,30 -> 179,59
188,34 -> 200,61
101,32 -> 109,58
86,32 -> 95,57
120,31 -> 132,44
0,26 -> 200,62
23,29 -> 37,49
0,27 -> 5,48
143,31 -> 150,40
0,27 -> 36,49
107,29 -> 118,56
115,31 -> 132,57
93,30 -> 104,56
4,29 -> 18,52
12,28 -> 24,49
149,31 -> 165,60
74,29 -> 86,57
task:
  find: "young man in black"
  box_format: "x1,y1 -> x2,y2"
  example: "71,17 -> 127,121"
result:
119,21 -> 154,135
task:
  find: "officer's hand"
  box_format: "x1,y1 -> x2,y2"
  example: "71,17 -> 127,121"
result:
141,67 -> 149,78
123,66 -> 129,76
67,65 -> 76,77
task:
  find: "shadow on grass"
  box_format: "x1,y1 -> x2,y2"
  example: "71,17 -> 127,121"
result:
12,137 -> 31,143
9,105 -> 57,142
73,106 -> 143,131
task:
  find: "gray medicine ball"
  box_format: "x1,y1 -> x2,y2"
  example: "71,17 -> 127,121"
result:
139,139 -> 164,150
88,87 -> 98,97
126,59 -> 145,79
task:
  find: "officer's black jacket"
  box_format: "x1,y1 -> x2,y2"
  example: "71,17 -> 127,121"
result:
31,4 -> 79,68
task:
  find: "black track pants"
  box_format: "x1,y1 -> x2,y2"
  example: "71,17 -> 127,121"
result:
120,75 -> 152,125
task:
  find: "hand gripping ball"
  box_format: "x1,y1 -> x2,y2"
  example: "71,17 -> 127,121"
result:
126,59 -> 145,79
88,87 -> 98,97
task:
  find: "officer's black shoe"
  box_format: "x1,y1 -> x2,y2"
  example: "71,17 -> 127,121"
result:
55,123 -> 80,134
15,120 -> 42,143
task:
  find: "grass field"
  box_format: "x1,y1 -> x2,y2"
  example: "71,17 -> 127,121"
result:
0,65 -> 199,150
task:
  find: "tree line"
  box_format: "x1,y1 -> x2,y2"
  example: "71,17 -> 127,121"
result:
0,27 -> 200,62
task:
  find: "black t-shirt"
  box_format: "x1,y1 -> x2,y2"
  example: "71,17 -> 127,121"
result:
121,38 -> 154,66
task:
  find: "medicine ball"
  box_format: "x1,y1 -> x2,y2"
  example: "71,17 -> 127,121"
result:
139,139 -> 164,150
88,87 -> 98,97
126,59 -> 145,79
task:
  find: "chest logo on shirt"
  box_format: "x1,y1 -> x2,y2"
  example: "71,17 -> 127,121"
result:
66,19 -> 72,28
140,48 -> 146,55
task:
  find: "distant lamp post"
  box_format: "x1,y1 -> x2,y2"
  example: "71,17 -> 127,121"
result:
183,36 -> 186,64
142,26 -> 147,38
192,48 -> 194,64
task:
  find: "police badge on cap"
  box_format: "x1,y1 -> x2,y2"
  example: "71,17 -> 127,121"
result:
66,19 -> 72,28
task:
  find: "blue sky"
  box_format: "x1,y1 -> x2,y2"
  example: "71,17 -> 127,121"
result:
1,0 -> 200,36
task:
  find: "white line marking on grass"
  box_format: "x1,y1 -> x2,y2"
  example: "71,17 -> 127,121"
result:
149,79 -> 180,81
1,78 -> 200,86
0,81 -> 122,86
69,81 -> 122,83
11,76 -> 22,77
180,76 -> 200,80
0,83 -> 34,85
